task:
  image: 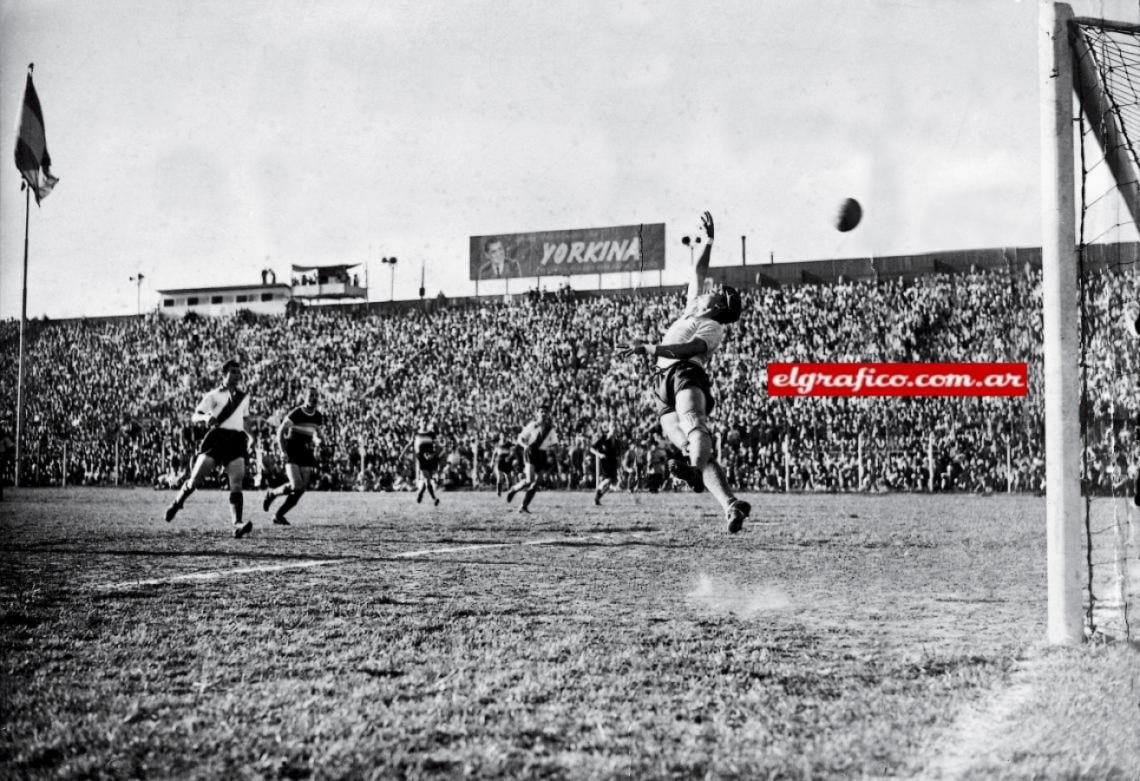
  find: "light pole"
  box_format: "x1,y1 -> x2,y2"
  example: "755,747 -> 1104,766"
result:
381,256 -> 397,301
129,273 -> 145,315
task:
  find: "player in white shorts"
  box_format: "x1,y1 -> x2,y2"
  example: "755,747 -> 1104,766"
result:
620,211 -> 751,533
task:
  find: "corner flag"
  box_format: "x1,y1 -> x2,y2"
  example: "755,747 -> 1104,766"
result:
14,67 -> 59,204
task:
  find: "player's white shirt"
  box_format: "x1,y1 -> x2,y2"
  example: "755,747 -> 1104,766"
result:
518,421 -> 559,451
656,301 -> 724,370
194,387 -> 250,431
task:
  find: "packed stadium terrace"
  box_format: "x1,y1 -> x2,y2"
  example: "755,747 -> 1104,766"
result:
1,263 -> 1137,495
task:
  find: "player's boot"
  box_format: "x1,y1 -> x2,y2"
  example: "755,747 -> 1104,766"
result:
726,500 -> 751,534
416,485 -> 425,504
164,501 -> 182,523
262,491 -> 276,513
272,514 -> 289,526
433,497 -> 440,507
519,506 -> 531,514
233,520 -> 254,538
506,487 -> 518,503
594,489 -> 602,506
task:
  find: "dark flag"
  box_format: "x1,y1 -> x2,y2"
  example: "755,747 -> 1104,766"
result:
14,68 -> 59,204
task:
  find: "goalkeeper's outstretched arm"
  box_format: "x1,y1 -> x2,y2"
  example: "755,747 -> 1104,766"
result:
686,211 -> 715,305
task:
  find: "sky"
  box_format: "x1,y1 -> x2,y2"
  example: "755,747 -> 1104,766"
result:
2,0 -> 1138,319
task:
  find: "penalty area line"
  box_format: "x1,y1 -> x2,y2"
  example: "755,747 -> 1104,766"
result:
93,533 -> 626,590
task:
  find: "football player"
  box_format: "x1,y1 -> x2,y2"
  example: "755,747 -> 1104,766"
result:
619,211 -> 751,533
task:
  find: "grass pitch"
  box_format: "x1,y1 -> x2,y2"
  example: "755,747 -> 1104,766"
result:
1,488 -> 1137,779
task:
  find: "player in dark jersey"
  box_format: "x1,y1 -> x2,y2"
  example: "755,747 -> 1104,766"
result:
262,386 -> 324,525
506,408 -> 558,514
493,433 -> 514,496
590,425 -> 620,506
404,418 -> 441,506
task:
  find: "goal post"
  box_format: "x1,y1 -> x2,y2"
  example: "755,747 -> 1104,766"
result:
1040,1 -> 1140,645
1039,0 -> 1084,646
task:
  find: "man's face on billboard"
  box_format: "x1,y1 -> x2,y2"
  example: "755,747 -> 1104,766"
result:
486,240 -> 506,271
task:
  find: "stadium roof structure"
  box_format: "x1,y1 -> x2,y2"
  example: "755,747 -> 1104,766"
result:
291,262 -> 362,273
156,283 -> 292,295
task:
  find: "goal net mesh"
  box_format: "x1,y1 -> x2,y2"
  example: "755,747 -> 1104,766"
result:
1072,16 -> 1140,641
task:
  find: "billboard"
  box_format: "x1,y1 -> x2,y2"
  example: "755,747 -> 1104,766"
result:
469,223 -> 665,281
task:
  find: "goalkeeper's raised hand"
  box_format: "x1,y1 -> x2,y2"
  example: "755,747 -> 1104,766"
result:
700,210 -> 714,242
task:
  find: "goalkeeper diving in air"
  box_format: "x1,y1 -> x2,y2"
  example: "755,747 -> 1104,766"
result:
618,210 -> 751,533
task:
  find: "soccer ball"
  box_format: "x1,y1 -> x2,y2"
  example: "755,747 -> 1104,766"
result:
835,198 -> 862,232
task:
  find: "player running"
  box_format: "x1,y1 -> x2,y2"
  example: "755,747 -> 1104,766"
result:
493,432 -> 514,496
590,425 -> 620,506
164,359 -> 256,537
262,386 -> 324,525
506,408 -> 559,514
403,418 -> 441,505
619,210 -> 751,533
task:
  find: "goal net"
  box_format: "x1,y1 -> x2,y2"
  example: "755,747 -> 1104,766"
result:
1042,3 -> 1140,643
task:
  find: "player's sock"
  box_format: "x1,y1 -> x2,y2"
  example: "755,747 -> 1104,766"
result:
700,460 -> 734,513
276,490 -> 302,524
506,479 -> 527,503
229,491 -> 243,525
165,486 -> 194,521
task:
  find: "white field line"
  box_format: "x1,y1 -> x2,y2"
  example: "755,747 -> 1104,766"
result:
921,657 -> 1044,778
94,534 -> 615,590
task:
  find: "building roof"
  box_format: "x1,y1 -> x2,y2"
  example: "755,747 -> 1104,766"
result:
291,262 -> 362,273
156,283 -> 292,296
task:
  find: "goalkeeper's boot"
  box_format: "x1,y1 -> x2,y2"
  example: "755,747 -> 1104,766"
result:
726,500 -> 751,534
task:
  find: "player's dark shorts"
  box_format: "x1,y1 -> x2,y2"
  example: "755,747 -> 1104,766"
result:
654,361 -> 715,417
524,445 -> 552,472
284,440 -> 318,469
495,457 -> 512,473
198,429 -> 248,465
598,458 -> 618,481
417,454 -> 439,473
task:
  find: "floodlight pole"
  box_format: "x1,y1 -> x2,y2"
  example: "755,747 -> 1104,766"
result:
1040,0 -> 1083,646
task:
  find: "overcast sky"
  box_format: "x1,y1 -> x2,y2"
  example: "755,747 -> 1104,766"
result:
2,0 -> 1138,318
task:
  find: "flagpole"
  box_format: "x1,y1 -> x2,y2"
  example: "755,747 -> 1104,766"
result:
15,186 -> 30,488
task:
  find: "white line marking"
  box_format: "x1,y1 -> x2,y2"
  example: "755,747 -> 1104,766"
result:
94,534 -> 616,590
96,558 -> 355,590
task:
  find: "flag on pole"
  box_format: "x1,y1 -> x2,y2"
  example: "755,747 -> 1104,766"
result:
14,66 -> 59,204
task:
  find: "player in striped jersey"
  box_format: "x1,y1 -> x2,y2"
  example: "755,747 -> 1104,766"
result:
506,408 -> 558,514
262,386 -> 324,525
164,359 -> 255,537
403,418 -> 441,506
620,211 -> 751,533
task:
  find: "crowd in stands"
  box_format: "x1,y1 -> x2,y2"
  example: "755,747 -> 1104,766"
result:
1,262 -> 1137,496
